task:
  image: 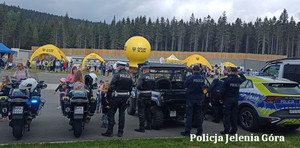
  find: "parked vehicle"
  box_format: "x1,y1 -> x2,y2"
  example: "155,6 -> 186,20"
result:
127,63 -> 210,129
238,76 -> 300,131
62,73 -> 97,138
0,78 -> 47,139
260,57 -> 300,83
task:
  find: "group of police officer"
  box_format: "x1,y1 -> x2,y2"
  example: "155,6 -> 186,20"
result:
101,63 -> 155,137
101,62 -> 245,137
181,65 -> 246,136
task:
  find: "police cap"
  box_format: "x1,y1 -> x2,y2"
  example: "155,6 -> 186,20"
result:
230,67 -> 238,72
192,65 -> 200,71
117,63 -> 126,68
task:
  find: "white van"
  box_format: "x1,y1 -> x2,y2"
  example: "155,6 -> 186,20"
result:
260,57 -> 300,83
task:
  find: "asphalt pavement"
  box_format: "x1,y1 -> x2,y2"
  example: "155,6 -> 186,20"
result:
0,72 -> 299,144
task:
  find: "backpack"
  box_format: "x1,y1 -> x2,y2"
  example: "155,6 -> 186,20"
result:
211,79 -> 224,98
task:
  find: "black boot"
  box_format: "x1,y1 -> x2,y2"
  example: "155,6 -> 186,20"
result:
102,131 -> 113,137
180,131 -> 190,136
220,131 -> 229,135
229,130 -> 236,135
196,130 -> 202,136
117,131 -> 123,137
134,128 -> 145,133
145,125 -> 152,130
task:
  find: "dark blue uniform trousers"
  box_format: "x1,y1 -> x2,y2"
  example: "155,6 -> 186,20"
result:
185,100 -> 203,133
223,97 -> 238,133
107,97 -> 127,134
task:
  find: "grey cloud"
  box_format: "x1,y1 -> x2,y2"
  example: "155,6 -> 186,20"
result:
0,0 -> 299,22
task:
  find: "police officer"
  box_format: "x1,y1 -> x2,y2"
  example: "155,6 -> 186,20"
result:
135,66 -> 155,132
207,76 -> 224,123
181,65 -> 205,136
220,67 -> 246,135
102,63 -> 133,137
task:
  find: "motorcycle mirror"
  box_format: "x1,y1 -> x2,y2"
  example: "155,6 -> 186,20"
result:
41,84 -> 47,89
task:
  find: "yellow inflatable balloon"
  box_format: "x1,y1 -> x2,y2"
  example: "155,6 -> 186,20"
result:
124,36 -> 151,67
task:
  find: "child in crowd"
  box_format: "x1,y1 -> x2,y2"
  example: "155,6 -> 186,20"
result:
54,78 -> 67,109
0,76 -> 11,121
97,80 -> 109,111
0,76 -> 11,96
73,70 -> 85,90
100,80 -> 109,128
101,85 -> 109,128
96,80 -> 104,113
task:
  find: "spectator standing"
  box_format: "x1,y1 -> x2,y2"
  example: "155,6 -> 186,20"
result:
12,63 -> 31,81
0,57 -> 5,75
55,60 -> 61,72
63,61 -> 68,72
66,66 -> 78,82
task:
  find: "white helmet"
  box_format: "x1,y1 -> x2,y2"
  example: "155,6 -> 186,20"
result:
84,73 -> 98,86
19,78 -> 38,92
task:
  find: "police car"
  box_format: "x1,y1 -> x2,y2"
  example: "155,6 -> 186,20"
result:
238,76 -> 300,131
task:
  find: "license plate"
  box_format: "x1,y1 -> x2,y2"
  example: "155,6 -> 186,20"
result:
13,106 -> 23,114
170,111 -> 176,117
289,109 -> 300,114
74,106 -> 84,114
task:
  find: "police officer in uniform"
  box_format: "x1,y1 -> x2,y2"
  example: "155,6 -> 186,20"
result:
102,63 -> 133,137
207,77 -> 224,123
135,66 -> 155,132
181,65 -> 205,136
220,67 -> 246,134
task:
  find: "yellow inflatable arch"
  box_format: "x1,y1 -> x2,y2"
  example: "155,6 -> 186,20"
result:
29,44 -> 68,65
81,53 -> 105,70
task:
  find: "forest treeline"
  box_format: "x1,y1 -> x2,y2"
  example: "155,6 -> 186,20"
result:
0,3 -> 300,57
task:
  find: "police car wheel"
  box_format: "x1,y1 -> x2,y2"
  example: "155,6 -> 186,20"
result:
239,107 -> 259,131
127,97 -> 136,115
151,106 -> 164,130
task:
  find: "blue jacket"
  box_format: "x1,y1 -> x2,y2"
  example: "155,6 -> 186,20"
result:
184,72 -> 205,100
222,73 -> 246,99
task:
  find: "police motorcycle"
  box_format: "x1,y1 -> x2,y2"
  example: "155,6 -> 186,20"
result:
62,73 -> 98,138
0,78 -> 47,139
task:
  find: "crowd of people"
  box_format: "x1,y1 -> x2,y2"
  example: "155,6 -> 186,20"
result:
85,61 -> 116,76
34,58 -> 117,77
35,59 -> 72,72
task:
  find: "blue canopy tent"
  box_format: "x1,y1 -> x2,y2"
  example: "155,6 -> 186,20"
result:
0,43 -> 15,63
0,43 -> 15,54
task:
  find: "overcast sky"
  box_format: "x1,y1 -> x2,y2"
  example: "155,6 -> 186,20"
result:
1,0 -> 300,23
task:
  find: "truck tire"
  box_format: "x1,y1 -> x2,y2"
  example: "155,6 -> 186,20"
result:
155,77 -> 172,90
151,106 -> 164,130
127,97 -> 136,115
73,119 -> 83,138
12,119 -> 24,140
239,107 -> 259,131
